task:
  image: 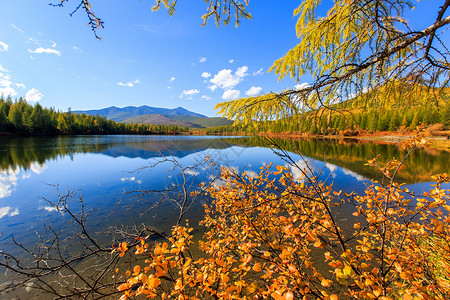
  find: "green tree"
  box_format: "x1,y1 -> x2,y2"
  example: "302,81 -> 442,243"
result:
440,102 -> 450,129
388,111 -> 401,132
57,114 -> 69,134
30,103 -> 44,133
8,103 -> 23,131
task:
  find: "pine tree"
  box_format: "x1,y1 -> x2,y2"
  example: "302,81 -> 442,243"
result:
388,111 -> 401,131
409,111 -> 420,130
8,104 -> 23,132
440,102 -> 450,129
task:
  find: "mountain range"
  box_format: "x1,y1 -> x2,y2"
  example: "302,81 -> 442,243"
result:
74,106 -> 233,128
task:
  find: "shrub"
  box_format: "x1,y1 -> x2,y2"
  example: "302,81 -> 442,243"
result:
116,138 -> 450,300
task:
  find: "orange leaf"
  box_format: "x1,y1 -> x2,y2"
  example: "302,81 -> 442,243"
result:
285,291 -> 294,300
117,283 -> 129,292
133,265 -> 140,276
253,262 -> 262,272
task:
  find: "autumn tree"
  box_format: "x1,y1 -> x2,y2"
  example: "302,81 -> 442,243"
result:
216,1 -> 450,122
57,0 -> 450,123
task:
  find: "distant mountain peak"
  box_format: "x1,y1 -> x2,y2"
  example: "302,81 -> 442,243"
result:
73,105 -> 207,122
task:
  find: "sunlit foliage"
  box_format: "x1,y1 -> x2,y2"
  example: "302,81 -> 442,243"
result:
216,1 -> 450,122
116,137 -> 450,299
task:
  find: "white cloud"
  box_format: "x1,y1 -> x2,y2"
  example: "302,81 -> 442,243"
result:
207,85 -> 217,92
15,83 -> 26,89
235,66 -> 248,77
167,86 -> 172,89
253,68 -> 264,76
29,162 -> 47,174
0,42 -> 8,52
199,57 -> 207,63
0,73 -> 12,87
325,162 -> 338,173
342,168 -> 364,182
201,72 -> 211,79
210,66 -> 248,90
0,168 -> 20,199
288,162 -> 307,183
202,95 -> 211,101
0,65 -> 7,72
117,82 -> 132,87
28,47 -> 61,56
120,177 -> 136,182
10,24 -> 25,33
0,86 -> 17,97
50,41 -> 57,48
26,37 -> 40,45
222,89 -> 240,100
179,89 -> 200,98
245,86 -> 262,97
170,77 -> 176,82
295,82 -> 310,90
185,169 -> 200,176
117,79 -> 140,87
25,88 -> 43,102
40,206 -> 58,212
0,207 -> 19,218
0,206 -> 10,218
245,170 -> 258,178
9,208 -> 19,216
229,59 -> 234,64
73,46 -> 83,52
0,70 -> 17,97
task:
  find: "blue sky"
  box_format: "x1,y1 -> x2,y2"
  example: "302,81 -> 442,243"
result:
0,1 -> 445,116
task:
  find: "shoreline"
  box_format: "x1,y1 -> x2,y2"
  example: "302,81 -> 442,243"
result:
206,131 -> 450,151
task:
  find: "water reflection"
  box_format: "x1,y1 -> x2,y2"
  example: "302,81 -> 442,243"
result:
0,135 -> 448,234
226,136 -> 450,184
0,135 -> 448,297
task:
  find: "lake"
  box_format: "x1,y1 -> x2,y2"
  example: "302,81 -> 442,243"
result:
0,135 -> 449,297
1,135 -> 449,242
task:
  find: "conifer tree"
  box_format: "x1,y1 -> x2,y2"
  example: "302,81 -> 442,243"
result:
8,103 -> 23,132
389,111 -> 401,131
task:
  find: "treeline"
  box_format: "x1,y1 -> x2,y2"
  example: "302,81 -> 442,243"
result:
0,96 -> 189,136
207,102 -> 450,135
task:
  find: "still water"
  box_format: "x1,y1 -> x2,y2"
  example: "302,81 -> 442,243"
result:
0,135 -> 448,247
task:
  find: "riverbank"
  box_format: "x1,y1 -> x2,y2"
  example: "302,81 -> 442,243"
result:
204,131 -> 450,151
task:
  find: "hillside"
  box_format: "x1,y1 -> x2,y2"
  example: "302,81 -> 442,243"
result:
74,105 -> 206,121
74,105 -> 232,128
208,83 -> 450,135
124,114 -> 203,128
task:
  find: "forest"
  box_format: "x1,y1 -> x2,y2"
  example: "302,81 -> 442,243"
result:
0,96 -> 189,136
0,0 -> 449,299
208,85 -> 450,135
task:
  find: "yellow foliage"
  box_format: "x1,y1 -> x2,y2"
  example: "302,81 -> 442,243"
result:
116,154 -> 450,299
